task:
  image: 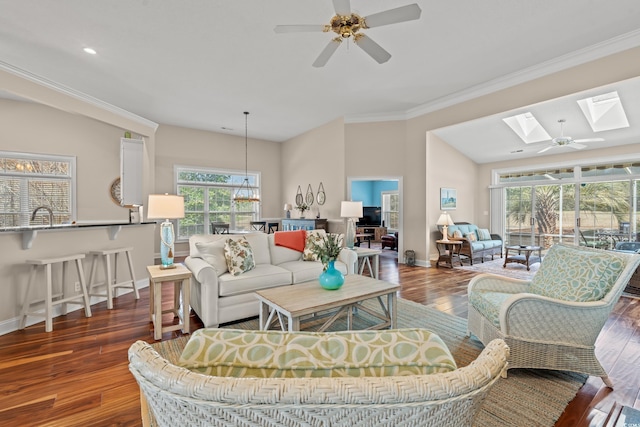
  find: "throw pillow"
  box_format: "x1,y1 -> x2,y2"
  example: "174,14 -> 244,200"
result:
465,232 -> 477,242
452,229 -> 463,239
224,237 -> 255,276
195,240 -> 228,276
477,228 -> 492,241
178,328 -> 457,378
303,229 -> 327,261
529,244 -> 626,302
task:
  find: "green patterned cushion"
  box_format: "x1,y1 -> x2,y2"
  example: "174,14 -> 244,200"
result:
529,244 -> 626,302
178,328 -> 457,378
303,229 -> 327,261
469,291 -> 513,327
223,237 -> 255,276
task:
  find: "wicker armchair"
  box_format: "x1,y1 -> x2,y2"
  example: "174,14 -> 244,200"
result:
467,243 -> 640,388
129,338 -> 509,427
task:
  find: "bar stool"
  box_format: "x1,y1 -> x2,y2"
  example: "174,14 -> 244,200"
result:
20,254 -> 92,332
87,247 -> 139,309
267,222 -> 279,234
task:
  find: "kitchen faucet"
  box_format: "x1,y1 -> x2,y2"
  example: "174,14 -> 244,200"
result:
31,206 -> 54,226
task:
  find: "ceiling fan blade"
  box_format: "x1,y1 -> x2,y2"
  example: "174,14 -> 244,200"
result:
332,0 -> 351,16
569,143 -> 587,150
354,34 -> 391,64
538,146 -> 554,153
312,40 -> 341,67
364,4 -> 422,28
274,25 -> 326,33
573,138 -> 605,143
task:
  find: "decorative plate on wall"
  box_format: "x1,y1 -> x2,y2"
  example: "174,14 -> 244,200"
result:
316,182 -> 326,205
295,185 -> 304,206
306,184 -> 314,206
109,177 -> 123,206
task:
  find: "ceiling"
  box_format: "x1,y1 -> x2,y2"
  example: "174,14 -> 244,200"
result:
1,0 -> 640,163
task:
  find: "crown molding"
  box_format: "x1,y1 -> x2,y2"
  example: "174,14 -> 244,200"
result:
0,60 -> 158,131
345,29 -> 640,125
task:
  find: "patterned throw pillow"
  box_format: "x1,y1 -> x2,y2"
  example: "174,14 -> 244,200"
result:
178,328 -> 457,378
452,229 -> 463,239
465,232 -> 477,242
477,228 -> 492,240
224,237 -> 255,276
529,244 -> 625,302
303,229 -> 327,261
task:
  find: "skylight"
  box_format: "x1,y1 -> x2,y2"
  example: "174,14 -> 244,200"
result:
502,112 -> 551,144
577,91 -> 629,132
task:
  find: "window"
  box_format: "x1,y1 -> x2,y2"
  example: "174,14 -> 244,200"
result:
381,191 -> 399,230
0,152 -> 75,227
176,166 -> 260,239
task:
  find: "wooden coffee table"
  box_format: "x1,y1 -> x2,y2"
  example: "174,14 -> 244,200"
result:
256,275 -> 400,332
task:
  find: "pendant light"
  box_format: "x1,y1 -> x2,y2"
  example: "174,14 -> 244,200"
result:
233,111 -> 260,203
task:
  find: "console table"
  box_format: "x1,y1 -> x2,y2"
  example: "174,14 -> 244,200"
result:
281,218 -> 328,231
356,226 -> 387,243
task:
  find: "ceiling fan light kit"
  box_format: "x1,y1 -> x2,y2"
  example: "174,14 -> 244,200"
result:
275,1 -> 421,67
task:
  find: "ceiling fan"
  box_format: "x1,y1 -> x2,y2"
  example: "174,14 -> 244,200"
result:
274,0 -> 421,67
538,119 -> 605,153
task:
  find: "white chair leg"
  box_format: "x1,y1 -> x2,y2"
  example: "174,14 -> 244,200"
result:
19,266 -> 37,329
104,253 -> 114,309
76,258 -> 92,317
126,250 -> 139,299
44,263 -> 53,332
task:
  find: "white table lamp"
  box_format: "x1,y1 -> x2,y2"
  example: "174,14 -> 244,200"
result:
147,194 -> 185,269
341,201 -> 363,249
284,203 -> 292,219
437,212 -> 454,241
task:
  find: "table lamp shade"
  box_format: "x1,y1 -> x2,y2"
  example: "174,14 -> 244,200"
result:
147,194 -> 185,220
147,194 -> 185,269
436,212 -> 454,241
341,201 -> 363,249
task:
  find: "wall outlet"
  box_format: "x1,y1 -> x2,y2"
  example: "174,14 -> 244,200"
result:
74,281 -> 81,292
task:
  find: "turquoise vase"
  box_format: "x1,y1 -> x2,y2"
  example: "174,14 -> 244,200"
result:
319,260 -> 345,290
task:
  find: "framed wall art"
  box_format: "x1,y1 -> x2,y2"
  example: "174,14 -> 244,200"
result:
440,188 -> 457,210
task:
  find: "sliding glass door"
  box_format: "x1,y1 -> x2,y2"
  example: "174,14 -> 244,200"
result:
505,183 -> 574,248
578,180 -> 631,249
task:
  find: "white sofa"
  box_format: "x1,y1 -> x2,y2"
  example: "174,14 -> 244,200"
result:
184,232 -> 357,327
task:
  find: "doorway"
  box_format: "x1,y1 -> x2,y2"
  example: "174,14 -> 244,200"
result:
347,176 -> 403,262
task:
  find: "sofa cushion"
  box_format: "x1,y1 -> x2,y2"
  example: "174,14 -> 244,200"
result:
224,237 -> 256,276
477,228 -> 492,240
218,264 -> 292,297
243,232 -> 271,265
530,244 -> 626,302
303,229 -> 327,261
195,240 -> 228,276
269,234 -> 304,265
469,291 -> 513,327
178,328 -> 457,378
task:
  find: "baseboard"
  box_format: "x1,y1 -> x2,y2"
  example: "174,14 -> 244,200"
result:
0,279 -> 149,337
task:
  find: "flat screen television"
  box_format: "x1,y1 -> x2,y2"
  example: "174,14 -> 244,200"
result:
357,206 -> 381,226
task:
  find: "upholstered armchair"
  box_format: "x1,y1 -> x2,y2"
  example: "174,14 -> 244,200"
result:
467,243 -> 640,388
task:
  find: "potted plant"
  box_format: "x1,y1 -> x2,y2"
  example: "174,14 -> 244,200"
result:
296,203 -> 310,218
311,233 -> 345,290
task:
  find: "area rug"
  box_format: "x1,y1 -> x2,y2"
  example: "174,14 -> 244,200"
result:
458,256 -> 540,280
152,298 -> 586,427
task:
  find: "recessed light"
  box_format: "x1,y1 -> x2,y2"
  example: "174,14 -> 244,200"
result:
83,47 -> 97,55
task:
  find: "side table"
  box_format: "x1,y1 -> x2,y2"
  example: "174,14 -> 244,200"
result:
146,264 -> 192,340
435,240 -> 463,268
353,247 -> 382,279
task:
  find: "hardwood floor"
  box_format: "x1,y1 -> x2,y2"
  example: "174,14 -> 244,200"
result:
0,247 -> 638,426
